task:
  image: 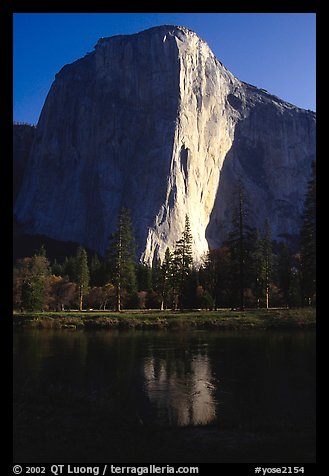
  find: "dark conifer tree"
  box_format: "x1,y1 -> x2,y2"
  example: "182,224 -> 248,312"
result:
300,161 -> 316,305
159,247 -> 173,310
262,219 -> 273,309
250,228 -> 264,308
74,247 -> 90,311
276,242 -> 293,307
136,264 -> 152,292
107,207 -> 137,311
227,182 -> 252,309
172,215 -> 193,310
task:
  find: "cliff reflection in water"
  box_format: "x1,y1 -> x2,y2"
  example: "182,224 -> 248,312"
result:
143,352 -> 217,426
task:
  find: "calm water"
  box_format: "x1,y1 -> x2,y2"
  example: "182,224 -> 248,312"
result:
13,328 -> 316,463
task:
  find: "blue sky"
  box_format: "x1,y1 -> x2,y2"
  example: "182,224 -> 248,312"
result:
13,13 -> 316,125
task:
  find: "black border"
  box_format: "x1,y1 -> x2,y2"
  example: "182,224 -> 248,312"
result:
6,1 -> 318,470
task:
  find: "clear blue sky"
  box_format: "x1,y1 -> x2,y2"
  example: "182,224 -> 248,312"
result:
13,13 -> 316,125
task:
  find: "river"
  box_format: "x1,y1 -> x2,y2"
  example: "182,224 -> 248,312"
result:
13,328 -> 315,463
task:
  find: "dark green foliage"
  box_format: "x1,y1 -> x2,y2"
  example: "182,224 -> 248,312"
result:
300,162 -> 316,305
13,171 -> 316,310
226,182 -> 253,309
249,228 -> 264,307
21,276 -> 45,311
89,253 -> 108,287
63,256 -> 77,281
136,264 -> 152,292
36,244 -> 47,258
159,247 -> 173,310
222,192 -> 273,309
202,246 -> 232,308
51,259 -> 64,277
151,258 -> 162,292
288,258 -> 304,307
14,253 -> 50,311
276,242 -> 293,306
195,287 -> 214,309
181,268 -> 199,309
226,232 -> 254,308
172,215 -> 193,309
107,208 -> 137,311
258,220 -> 273,308
74,247 -> 90,311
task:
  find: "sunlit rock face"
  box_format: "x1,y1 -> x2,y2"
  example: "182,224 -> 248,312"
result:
14,25 -> 316,264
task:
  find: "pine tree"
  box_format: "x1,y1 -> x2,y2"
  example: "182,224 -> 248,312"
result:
248,222 -> 273,308
63,256 -> 76,282
237,184 -> 246,309
74,247 -> 90,311
300,161 -> 316,305
227,182 -> 251,309
107,207 -> 137,311
202,246 -> 232,308
159,247 -> 173,310
250,229 -> 264,308
90,253 -> 105,287
172,215 -> 193,310
276,242 -> 293,307
262,219 -> 273,309
136,264 -> 152,292
51,258 -> 64,277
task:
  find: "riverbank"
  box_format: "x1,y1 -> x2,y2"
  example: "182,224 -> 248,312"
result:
13,307 -> 316,330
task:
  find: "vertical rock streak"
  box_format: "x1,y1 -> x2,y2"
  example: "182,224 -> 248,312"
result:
14,26 -> 316,265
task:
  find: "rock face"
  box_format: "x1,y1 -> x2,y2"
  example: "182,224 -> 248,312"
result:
13,124 -> 36,203
14,25 -> 316,264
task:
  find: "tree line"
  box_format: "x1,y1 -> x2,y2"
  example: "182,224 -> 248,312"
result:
13,163 -> 315,312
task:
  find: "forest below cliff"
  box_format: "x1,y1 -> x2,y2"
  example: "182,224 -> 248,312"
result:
13,164 -> 315,312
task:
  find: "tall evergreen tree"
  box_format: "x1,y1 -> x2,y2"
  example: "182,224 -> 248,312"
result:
276,242 -> 293,307
238,185 -> 245,308
51,258 -> 64,277
262,220 -> 273,309
250,229 -> 264,308
90,253 -> 107,287
63,256 -> 76,282
227,182 -> 252,309
107,207 -> 137,311
136,264 -> 152,292
172,215 -> 193,310
202,247 -> 232,308
74,247 -> 90,311
159,247 -> 173,310
300,161 -> 316,305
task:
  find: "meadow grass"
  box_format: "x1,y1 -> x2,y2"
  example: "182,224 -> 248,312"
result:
13,307 -> 316,330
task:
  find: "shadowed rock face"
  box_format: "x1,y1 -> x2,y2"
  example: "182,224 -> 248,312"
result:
14,25 -> 316,264
206,89 -> 316,249
13,124 -> 36,203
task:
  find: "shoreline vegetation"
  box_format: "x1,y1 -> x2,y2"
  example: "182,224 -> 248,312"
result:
13,307 -> 316,330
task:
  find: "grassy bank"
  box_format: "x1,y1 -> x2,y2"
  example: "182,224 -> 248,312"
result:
13,307 -> 316,330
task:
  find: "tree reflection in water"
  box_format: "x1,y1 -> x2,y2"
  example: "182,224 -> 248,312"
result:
143,353 -> 217,426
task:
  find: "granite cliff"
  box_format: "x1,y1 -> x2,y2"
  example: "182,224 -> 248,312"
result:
14,25 -> 316,264
13,123 -> 36,203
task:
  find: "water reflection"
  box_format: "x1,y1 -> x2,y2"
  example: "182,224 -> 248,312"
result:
14,329 -> 316,462
143,353 -> 216,426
